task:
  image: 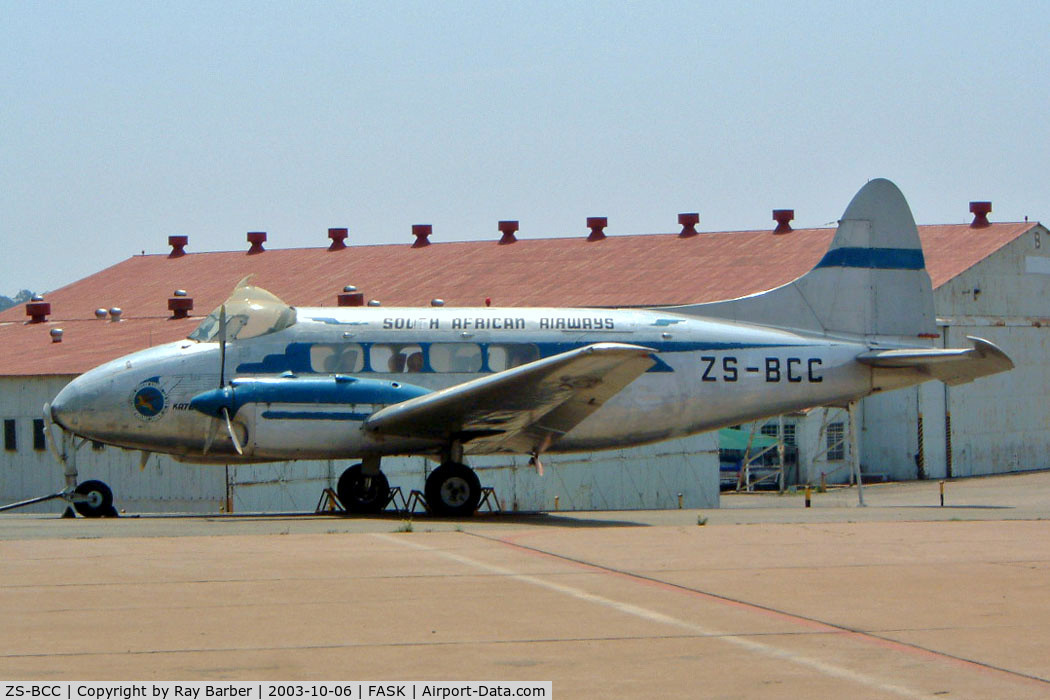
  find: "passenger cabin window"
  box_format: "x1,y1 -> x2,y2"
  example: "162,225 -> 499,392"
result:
310,344 -> 364,373
372,344 -> 425,373
429,343 -> 483,373
4,419 -> 15,452
488,343 -> 540,371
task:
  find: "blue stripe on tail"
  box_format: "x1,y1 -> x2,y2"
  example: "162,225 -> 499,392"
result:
815,247 -> 925,270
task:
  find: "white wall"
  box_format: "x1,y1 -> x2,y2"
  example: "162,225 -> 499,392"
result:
0,376 -> 719,514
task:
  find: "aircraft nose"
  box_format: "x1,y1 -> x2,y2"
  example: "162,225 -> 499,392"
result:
50,380 -> 85,432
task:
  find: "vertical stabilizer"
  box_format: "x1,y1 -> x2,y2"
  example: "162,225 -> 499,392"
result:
659,179 -> 937,340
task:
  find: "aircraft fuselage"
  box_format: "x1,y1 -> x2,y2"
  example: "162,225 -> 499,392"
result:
51,305 -> 889,463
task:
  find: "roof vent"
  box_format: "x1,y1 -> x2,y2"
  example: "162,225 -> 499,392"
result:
247,231 -> 267,254
31,294 -> 44,302
970,201 -> 992,228
678,213 -> 699,238
25,300 -> 50,323
586,217 -> 607,242
773,209 -> 794,234
94,308 -> 108,320
109,307 -> 123,322
168,235 -> 188,258
328,227 -> 348,251
411,224 -> 432,248
50,328 -> 63,343
431,298 -> 445,307
367,299 -> 382,307
498,220 -> 519,245
338,285 -> 365,306
168,290 -> 193,319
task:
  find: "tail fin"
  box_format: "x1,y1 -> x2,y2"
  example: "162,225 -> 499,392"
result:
660,178 -> 936,340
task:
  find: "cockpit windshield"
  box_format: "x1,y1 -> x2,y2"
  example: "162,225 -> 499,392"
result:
189,276 -> 297,342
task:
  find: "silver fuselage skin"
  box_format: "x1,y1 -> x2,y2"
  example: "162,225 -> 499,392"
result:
51,305 -> 917,463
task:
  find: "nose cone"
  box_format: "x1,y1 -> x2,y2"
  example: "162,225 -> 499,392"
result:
50,379 -> 87,432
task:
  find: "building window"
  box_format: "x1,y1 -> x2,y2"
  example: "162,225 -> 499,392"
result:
4,419 -> 15,452
782,423 -> 797,447
760,423 -> 778,439
32,419 -> 46,451
827,422 -> 845,461
92,440 -> 105,451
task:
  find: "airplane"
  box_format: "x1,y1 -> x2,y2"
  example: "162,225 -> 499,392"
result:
44,179 -> 1014,517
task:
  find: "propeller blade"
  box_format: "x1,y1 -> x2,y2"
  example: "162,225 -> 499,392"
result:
202,417 -> 220,455
222,406 -> 243,455
218,305 -> 227,388
42,402 -> 64,466
138,451 -> 151,471
528,452 -> 545,477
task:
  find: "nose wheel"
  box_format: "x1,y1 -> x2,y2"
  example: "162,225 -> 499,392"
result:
71,480 -> 117,518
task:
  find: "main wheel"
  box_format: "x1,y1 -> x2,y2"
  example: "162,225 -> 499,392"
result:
336,463 -> 390,514
73,480 -> 114,518
425,462 -> 481,517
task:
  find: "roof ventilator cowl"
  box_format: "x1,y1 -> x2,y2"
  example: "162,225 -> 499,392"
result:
247,231 -> 267,254
970,201 -> 992,228
338,285 -> 364,306
412,225 -> 432,248
678,213 -> 699,238
168,290 -> 193,319
586,217 -> 607,242
773,209 -> 794,234
498,220 -> 518,245
25,299 -> 50,323
328,228 -> 348,251
168,235 -> 188,257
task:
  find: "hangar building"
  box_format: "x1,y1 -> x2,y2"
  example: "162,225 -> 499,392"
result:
0,205 -> 1045,513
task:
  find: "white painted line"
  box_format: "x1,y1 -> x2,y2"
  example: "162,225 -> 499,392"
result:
375,533 -> 934,699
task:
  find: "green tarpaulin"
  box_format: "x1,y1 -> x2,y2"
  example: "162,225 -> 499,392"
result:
718,427 -> 778,452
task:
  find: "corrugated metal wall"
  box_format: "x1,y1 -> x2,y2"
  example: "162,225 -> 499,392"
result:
0,376 -> 719,513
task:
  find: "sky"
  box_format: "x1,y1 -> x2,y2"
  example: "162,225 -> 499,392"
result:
3,1 -> 1049,295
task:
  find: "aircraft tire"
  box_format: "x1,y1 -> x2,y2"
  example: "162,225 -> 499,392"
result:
73,480 -> 114,518
425,462 -> 481,517
336,463 -> 390,514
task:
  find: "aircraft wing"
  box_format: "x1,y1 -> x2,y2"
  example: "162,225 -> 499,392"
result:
364,343 -> 656,454
857,336 -> 1013,386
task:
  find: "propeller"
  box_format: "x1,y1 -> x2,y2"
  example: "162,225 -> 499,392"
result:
200,305 -> 244,456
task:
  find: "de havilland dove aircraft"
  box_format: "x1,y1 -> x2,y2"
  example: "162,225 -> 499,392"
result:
44,179 -> 1013,517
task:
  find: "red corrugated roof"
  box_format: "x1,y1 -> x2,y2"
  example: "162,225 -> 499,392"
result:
0,222 -> 1036,376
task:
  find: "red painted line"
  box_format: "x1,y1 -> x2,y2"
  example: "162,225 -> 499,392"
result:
484,531 -> 1050,689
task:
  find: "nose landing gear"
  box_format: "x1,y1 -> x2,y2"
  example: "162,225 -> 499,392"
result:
71,480 -> 116,518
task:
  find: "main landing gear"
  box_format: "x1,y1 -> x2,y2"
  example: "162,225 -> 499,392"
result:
335,454 -> 483,517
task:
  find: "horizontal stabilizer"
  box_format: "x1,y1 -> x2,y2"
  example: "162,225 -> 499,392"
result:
857,336 -> 1013,386
365,343 -> 655,455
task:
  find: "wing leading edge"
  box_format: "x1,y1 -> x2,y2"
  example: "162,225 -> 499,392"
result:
364,342 -> 656,454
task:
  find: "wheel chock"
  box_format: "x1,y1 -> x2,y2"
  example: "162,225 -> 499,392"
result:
476,486 -> 502,513
405,489 -> 430,514
385,486 -> 408,513
315,488 -> 344,513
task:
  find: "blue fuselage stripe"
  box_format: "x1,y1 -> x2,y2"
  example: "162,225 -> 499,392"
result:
261,410 -> 370,421
815,247 -> 925,270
